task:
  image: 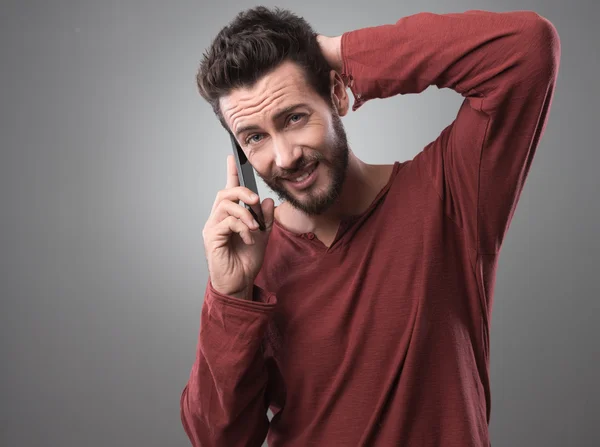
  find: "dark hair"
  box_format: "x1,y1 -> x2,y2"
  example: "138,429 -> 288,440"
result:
196,6 -> 333,131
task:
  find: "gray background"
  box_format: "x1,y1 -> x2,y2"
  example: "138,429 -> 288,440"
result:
1,0 -> 598,446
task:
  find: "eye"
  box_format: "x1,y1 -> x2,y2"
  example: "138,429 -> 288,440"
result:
287,113 -> 305,125
245,134 -> 263,145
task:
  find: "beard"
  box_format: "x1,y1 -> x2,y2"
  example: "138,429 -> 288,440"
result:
257,110 -> 349,216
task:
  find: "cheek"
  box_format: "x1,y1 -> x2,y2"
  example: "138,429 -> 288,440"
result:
290,122 -> 330,153
246,120 -> 331,174
248,151 -> 273,179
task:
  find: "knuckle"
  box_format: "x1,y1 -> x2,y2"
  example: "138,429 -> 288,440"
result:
216,199 -> 234,214
225,215 -> 238,226
235,218 -> 247,231
215,200 -> 226,213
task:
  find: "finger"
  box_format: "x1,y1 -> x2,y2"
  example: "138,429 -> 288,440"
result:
260,198 -> 275,231
211,187 -> 259,215
214,215 -> 254,245
212,200 -> 260,230
225,155 -> 240,189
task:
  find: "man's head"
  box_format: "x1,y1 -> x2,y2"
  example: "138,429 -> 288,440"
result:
197,6 -> 351,215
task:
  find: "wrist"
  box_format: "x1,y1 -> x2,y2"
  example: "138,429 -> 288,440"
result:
331,35 -> 343,72
210,280 -> 254,301
318,34 -> 344,73
230,287 -> 254,301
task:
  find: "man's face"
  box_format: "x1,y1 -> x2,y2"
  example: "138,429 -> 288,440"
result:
220,60 -> 349,215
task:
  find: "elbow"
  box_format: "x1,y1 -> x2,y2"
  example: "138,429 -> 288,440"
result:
520,13 -> 561,80
180,384 -> 215,446
180,384 -> 199,438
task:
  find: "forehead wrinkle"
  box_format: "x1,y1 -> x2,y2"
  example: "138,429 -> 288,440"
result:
222,62 -> 310,131
230,86 -> 285,121
230,84 -> 298,132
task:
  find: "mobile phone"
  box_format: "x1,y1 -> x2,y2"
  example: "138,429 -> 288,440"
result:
229,133 -> 266,231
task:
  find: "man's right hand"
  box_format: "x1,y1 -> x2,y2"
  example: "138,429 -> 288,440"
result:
202,155 -> 275,300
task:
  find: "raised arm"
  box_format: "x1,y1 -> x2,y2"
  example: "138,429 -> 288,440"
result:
325,10 -> 560,254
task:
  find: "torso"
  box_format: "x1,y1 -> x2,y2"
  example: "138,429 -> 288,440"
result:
255,157 -> 493,446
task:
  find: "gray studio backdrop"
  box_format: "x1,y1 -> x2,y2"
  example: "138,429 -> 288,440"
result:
1,0 -> 598,446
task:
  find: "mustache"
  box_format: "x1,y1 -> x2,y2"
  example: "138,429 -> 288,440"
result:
269,155 -> 323,181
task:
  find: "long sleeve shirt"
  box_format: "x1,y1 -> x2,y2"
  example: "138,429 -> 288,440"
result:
180,10 -> 560,447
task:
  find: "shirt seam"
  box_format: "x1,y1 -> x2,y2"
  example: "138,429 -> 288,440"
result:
475,103 -> 498,256
421,103 -> 499,256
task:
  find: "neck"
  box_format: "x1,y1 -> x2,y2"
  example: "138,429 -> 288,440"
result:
278,152 -> 393,235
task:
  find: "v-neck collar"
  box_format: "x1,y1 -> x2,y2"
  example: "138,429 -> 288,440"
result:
272,162 -> 401,253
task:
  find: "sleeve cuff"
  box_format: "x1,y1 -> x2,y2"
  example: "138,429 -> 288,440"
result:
207,280 -> 277,312
341,31 -> 368,111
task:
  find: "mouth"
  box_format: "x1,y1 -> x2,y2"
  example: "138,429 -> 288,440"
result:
283,162 -> 319,190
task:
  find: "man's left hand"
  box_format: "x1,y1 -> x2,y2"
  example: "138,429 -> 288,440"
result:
316,34 -> 343,74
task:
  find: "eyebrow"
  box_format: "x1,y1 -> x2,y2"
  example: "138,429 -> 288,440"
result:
234,103 -> 310,140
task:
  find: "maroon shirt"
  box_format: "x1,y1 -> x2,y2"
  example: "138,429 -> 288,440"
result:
181,10 -> 560,446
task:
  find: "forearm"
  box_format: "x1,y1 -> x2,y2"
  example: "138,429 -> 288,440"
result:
180,282 -> 277,446
336,10 -> 559,112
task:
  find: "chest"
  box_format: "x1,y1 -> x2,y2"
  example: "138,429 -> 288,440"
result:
256,172 -> 479,412
266,198 -> 469,363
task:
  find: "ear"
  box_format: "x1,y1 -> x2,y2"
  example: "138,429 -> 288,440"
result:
329,69 -> 349,117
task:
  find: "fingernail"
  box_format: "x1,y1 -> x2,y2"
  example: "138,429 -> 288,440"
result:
252,219 -> 259,228
250,193 -> 258,201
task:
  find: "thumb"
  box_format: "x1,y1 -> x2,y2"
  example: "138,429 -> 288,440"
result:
260,198 -> 275,231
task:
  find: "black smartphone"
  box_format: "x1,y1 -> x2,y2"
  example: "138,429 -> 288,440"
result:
229,133 -> 266,231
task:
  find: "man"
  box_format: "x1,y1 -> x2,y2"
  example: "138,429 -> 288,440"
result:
180,6 -> 560,446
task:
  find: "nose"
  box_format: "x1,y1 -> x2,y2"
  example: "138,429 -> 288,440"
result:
273,135 -> 302,170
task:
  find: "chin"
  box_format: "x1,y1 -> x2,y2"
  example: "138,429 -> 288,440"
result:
288,184 -> 340,216
267,157 -> 347,215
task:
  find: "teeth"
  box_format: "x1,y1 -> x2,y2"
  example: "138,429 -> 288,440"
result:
294,172 -> 309,182
292,165 -> 315,183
